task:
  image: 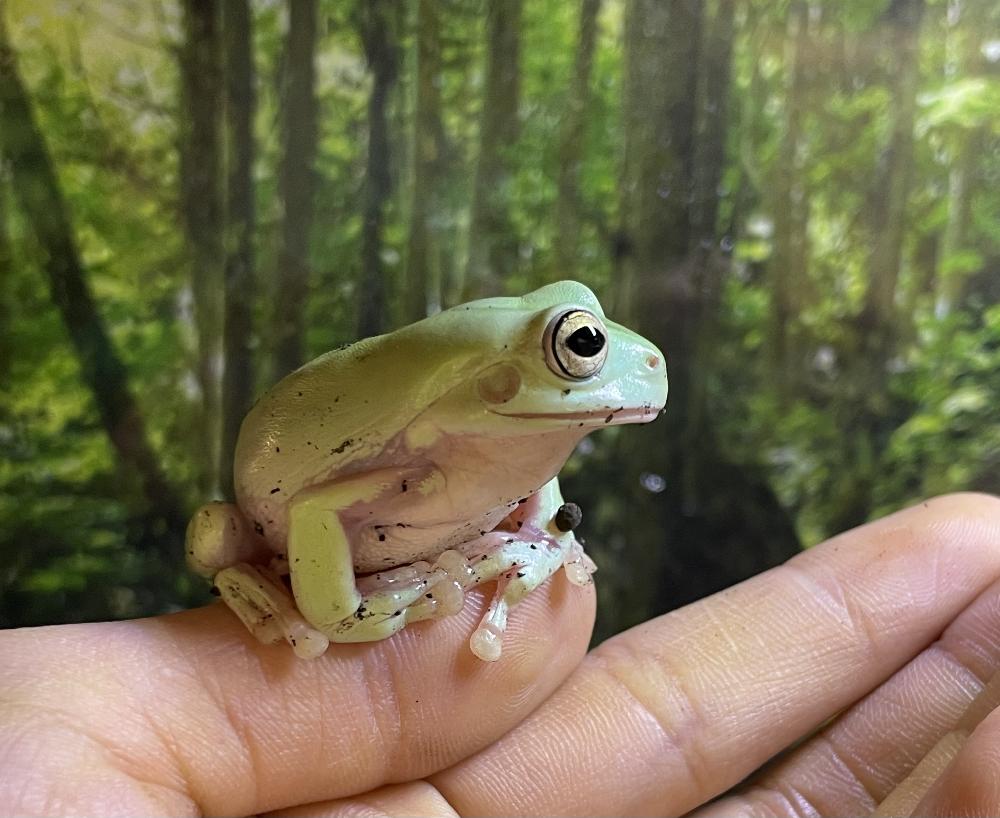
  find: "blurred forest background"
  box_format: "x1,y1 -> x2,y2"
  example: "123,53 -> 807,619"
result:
1,0 -> 998,642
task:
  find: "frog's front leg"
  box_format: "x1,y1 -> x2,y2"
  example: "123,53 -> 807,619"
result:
287,467 -> 442,642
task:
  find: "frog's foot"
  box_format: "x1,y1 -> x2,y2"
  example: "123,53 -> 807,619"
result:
469,533 -> 597,662
410,526 -> 582,662
327,562 -> 462,643
215,563 -> 330,659
472,533 -> 571,661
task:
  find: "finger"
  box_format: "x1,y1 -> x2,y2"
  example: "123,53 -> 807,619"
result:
692,576 -> 1000,817
873,669 -> 1000,817
909,700 -> 1000,816
431,493 -> 1000,817
0,574 -> 594,817
873,732 -> 965,818
267,782 -> 458,818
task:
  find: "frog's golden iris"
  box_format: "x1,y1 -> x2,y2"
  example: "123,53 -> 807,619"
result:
544,308 -> 609,380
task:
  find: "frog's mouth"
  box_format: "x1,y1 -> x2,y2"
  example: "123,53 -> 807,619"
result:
493,405 -> 661,425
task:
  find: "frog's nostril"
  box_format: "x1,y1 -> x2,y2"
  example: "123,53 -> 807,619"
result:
646,354 -> 660,370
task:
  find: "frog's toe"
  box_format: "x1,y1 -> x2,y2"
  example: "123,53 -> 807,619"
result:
455,529 -> 585,661
470,579 -> 511,662
562,540 -> 597,586
216,563 -> 330,658
287,622 -> 330,659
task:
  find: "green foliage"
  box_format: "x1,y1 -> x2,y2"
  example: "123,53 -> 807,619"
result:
1,0 -> 998,631
883,309 -> 1000,504
919,78 -> 1000,133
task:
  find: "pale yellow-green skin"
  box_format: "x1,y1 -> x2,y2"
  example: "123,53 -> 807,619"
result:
186,281 -> 667,661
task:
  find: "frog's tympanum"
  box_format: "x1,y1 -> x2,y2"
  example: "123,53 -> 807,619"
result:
186,281 -> 667,661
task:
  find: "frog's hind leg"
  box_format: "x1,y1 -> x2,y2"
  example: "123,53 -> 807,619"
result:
214,563 -> 330,659
185,502 -> 271,577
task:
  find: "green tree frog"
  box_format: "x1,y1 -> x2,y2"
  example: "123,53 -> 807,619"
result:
186,281 -> 667,661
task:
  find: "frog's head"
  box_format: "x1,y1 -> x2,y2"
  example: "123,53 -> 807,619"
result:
411,281 -> 667,439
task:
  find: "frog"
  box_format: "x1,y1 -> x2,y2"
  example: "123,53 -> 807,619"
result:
185,280 -> 667,661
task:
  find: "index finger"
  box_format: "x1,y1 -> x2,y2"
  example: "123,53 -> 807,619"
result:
0,574 -> 594,816
432,493 -> 1000,816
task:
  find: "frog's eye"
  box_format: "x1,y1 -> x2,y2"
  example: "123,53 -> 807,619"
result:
544,309 -> 608,380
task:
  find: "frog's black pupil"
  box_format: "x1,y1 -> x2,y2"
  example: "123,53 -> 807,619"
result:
567,326 -> 605,357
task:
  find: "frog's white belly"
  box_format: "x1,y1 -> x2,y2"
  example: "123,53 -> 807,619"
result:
350,505 -> 513,573
237,428 -> 578,574
237,468 -> 530,573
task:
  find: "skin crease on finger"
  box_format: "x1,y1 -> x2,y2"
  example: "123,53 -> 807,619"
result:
428,493 -> 1000,818
0,573 -> 594,818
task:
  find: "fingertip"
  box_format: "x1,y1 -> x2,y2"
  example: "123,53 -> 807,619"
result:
792,492 -> 1000,605
926,491 -> 1000,515
923,492 -> 1000,551
889,492 -> 1000,543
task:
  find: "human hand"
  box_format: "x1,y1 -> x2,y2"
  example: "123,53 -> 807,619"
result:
3,494 -> 1000,817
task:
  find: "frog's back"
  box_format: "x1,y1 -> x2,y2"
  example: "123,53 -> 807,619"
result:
232,319 -> 482,544
234,338 -> 393,537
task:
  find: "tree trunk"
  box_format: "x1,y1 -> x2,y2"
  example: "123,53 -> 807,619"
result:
356,0 -> 399,338
684,0 -> 736,469
827,0 -> 926,536
689,0 -> 734,259
219,0 -> 256,500
602,0 -> 799,633
619,0 -> 700,321
937,132 -> 979,313
0,17 -> 185,547
768,0 -> 811,400
405,0 -> 447,322
936,0 -> 989,315
726,12 -> 766,245
463,0 -> 521,299
179,0 -> 224,497
863,0 -> 924,340
272,0 -> 318,378
553,0 -> 602,276
438,1 -> 480,308
0,160 -> 11,380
